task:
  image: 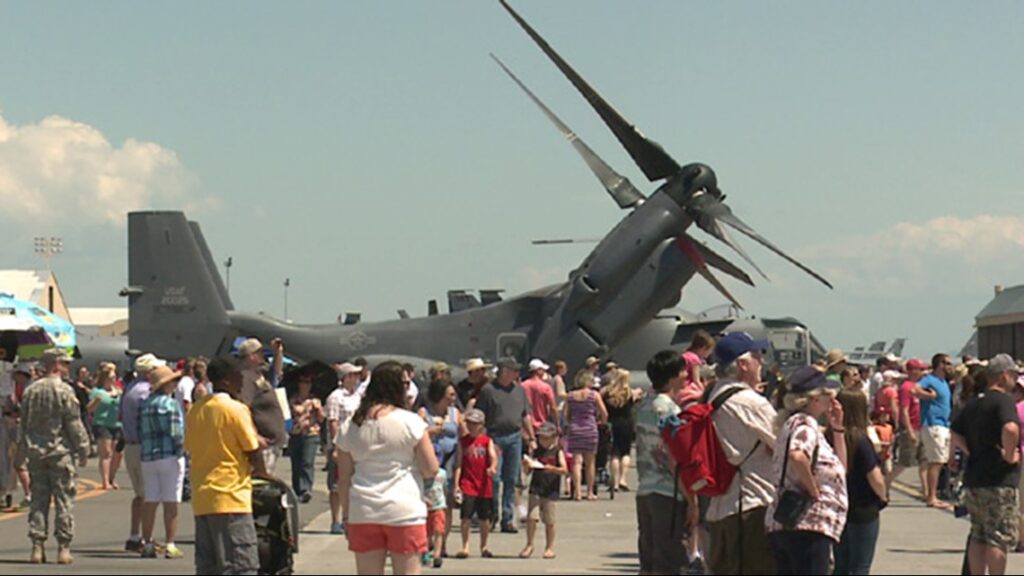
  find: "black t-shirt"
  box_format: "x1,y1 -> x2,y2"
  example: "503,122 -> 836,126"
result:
456,379 -> 477,409
951,390 -> 1022,489
846,434 -> 885,524
529,444 -> 562,499
603,394 -> 636,428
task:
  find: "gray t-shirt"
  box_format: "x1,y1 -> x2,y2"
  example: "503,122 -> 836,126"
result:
476,382 -> 529,437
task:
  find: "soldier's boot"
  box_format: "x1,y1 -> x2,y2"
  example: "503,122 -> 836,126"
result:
29,541 -> 45,564
57,544 -> 73,565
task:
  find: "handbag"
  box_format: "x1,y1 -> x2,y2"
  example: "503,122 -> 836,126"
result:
772,425 -> 819,529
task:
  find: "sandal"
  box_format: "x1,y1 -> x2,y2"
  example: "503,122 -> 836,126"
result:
455,551 -> 469,559
543,550 -> 556,559
519,546 -> 534,559
481,549 -> 494,558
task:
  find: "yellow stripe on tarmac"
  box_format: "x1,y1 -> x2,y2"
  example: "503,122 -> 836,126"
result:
0,477 -> 107,522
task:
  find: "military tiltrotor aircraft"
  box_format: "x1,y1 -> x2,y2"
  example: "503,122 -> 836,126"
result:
125,2 -> 831,376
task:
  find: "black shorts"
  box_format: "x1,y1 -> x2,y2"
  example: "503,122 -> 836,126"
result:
460,496 -> 494,522
92,425 -> 121,441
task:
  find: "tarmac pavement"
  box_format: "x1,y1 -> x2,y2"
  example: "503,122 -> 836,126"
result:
1,456 -> 1022,575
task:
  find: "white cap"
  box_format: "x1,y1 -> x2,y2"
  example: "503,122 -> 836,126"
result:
134,353 -> 167,374
238,338 -> 263,356
336,362 -> 362,377
528,358 -> 550,372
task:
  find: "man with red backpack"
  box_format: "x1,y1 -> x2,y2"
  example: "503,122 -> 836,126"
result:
703,332 -> 779,575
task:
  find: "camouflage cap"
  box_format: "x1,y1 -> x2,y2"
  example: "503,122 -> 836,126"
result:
40,348 -> 72,366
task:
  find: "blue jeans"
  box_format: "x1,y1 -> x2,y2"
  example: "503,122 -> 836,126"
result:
492,431 -> 522,526
288,434 -> 318,497
834,517 -> 880,575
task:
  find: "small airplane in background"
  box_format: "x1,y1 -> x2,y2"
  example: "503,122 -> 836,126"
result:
845,338 -> 907,365
124,2 -> 831,376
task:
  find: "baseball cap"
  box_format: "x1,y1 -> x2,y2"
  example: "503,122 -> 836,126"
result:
13,362 -> 35,376
986,353 -> 1018,376
336,362 -> 362,377
464,408 -> 486,424
528,358 -> 550,372
788,365 -> 840,395
497,357 -> 521,371
714,332 -> 770,366
584,356 -> 600,368
536,421 -> 558,437
882,369 -> 904,381
238,338 -> 263,356
906,358 -> 928,371
430,362 -> 450,376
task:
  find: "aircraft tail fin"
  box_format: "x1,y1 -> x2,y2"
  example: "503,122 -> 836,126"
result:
127,211 -> 232,359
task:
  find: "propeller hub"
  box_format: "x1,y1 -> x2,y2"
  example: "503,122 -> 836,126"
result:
665,163 -> 720,206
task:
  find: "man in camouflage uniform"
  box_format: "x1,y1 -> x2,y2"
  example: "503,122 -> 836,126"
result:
16,348 -> 90,565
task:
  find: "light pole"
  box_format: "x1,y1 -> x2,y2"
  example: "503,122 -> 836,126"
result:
283,278 -> 291,321
224,257 -> 233,295
34,237 -> 63,312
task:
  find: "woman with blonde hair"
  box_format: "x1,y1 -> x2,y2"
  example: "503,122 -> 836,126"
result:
600,369 -> 641,492
87,364 -> 124,490
765,366 -> 849,575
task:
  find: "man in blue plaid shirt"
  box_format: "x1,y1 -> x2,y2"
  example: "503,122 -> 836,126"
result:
139,365 -> 186,559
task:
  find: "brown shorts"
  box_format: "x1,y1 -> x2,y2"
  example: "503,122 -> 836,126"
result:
636,493 -> 688,575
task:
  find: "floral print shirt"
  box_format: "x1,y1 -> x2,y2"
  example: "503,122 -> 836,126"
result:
765,412 -> 848,542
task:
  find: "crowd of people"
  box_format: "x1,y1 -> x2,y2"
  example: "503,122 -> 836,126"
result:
2,332 -> 1022,575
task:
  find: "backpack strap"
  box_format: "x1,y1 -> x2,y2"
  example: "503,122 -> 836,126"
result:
709,385 -> 746,411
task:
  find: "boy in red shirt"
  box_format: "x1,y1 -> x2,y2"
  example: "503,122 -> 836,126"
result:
454,409 -> 498,559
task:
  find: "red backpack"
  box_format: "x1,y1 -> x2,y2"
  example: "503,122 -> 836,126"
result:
659,386 -> 751,497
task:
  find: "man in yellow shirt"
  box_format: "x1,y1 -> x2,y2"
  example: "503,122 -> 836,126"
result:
185,357 -> 269,575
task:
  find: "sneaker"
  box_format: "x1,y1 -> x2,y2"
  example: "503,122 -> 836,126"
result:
330,522 -> 346,535
500,523 -> 519,534
433,556 -> 443,569
124,539 -> 144,553
164,544 -> 184,559
141,542 -> 158,559
299,492 -> 312,504
421,552 -> 433,566
19,497 -> 31,508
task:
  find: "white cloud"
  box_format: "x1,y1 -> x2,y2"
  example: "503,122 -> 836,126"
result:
800,214 -> 1024,295
0,110 -> 205,226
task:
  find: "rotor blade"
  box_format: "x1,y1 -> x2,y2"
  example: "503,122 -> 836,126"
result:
532,238 -> 602,245
683,235 -> 754,287
689,196 -> 770,282
675,236 -> 743,310
691,194 -> 834,289
499,0 -> 681,182
491,54 -> 646,209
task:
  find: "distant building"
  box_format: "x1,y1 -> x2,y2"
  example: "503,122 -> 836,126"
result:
0,269 -> 72,322
0,269 -> 127,334
975,284 -> 1024,359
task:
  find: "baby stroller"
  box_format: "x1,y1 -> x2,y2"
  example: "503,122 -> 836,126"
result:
252,477 -> 300,575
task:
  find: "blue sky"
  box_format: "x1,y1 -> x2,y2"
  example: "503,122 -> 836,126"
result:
1,1 -> 1022,359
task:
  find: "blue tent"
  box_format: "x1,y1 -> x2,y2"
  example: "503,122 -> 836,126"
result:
0,292 -> 76,358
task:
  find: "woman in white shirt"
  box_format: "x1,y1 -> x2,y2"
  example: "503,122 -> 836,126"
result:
337,361 -> 440,575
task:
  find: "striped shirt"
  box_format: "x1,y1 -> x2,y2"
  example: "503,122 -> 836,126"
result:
140,392 -> 184,462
